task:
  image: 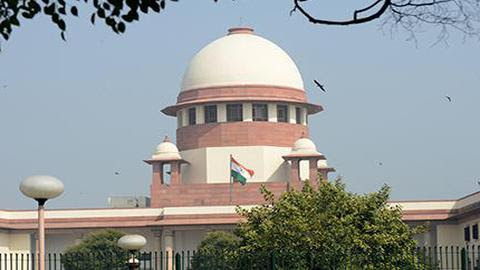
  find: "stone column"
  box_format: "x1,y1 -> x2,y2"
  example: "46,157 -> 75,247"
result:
152,162 -> 164,186
289,159 -> 301,190
151,229 -> 162,256
170,161 -> 181,185
163,230 -> 174,270
308,158 -> 319,183
150,162 -> 164,208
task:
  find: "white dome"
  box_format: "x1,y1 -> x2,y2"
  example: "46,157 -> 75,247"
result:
152,139 -> 181,160
180,28 -> 304,92
291,138 -> 321,155
317,159 -> 329,168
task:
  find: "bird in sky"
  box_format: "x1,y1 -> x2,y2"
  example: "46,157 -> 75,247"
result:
445,96 -> 452,102
114,172 -> 120,175
313,80 -> 326,92
378,162 -> 383,166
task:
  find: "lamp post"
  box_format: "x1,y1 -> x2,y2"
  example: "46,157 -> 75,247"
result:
19,175 -> 64,270
117,234 -> 147,270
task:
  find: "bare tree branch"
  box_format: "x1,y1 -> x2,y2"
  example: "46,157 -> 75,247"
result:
292,0 -> 480,42
292,0 -> 392,25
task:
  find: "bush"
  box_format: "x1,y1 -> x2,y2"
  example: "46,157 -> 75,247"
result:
62,229 -> 128,270
192,179 -> 429,270
190,231 -> 239,270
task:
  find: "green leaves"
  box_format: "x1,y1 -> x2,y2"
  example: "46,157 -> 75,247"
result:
70,6 -> 78,16
0,0 -> 177,44
97,8 -> 106,18
233,179 -> 427,269
191,232 -> 239,270
117,21 -> 125,33
9,17 -> 20,26
62,229 -> 128,270
43,3 -> 55,15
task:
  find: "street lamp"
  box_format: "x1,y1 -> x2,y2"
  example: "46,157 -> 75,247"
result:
19,175 -> 64,270
118,234 -> 147,270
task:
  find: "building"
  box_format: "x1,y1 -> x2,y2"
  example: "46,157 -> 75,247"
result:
0,27 -> 479,262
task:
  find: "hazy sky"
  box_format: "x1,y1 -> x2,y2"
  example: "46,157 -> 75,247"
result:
0,0 -> 479,210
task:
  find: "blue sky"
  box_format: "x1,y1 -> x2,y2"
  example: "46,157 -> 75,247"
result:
0,0 -> 479,209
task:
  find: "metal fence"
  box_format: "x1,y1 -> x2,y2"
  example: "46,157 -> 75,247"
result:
0,246 -> 480,270
0,251 -> 193,270
416,246 -> 480,270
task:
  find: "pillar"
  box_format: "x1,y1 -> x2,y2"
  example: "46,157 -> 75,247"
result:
289,159 -> 301,190
170,161 -> 181,185
243,103 -> 252,122
163,230 -> 174,270
152,162 -> 164,186
290,159 -> 300,182
308,158 -> 319,183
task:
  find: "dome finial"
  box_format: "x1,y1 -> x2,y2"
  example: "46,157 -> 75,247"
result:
163,135 -> 171,143
300,132 -> 307,138
227,27 -> 254,35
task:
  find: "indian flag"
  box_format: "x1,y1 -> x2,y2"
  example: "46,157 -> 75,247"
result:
230,156 -> 254,185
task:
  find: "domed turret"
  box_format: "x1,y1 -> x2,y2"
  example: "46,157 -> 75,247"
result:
291,138 -> 321,156
285,136 -> 324,158
151,136 -> 182,161
282,135 -> 332,184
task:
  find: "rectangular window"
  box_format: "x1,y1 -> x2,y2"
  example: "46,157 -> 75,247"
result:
295,107 -> 302,124
465,226 -> 471,242
473,224 -> 479,240
188,107 -> 196,125
252,104 -> 268,121
204,105 -> 217,123
227,104 -> 243,122
277,105 -> 288,122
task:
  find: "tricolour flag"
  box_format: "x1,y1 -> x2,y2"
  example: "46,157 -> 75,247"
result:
230,156 -> 254,185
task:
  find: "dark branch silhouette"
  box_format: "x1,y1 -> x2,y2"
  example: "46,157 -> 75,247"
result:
291,0 -> 480,41
292,0 -> 391,25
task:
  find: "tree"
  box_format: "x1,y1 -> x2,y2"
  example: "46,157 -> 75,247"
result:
232,180 -> 427,269
0,0 -> 479,44
190,231 -> 239,270
61,229 -> 128,270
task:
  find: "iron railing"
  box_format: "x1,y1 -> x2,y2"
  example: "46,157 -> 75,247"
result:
0,246 -> 479,270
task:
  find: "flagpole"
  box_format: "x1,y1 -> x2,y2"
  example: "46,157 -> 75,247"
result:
229,154 -> 233,203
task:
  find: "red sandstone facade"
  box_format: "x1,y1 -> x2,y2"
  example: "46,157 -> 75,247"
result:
176,122 -> 309,151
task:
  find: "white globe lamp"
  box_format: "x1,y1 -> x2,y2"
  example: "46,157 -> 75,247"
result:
19,175 -> 64,270
118,235 -> 147,270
